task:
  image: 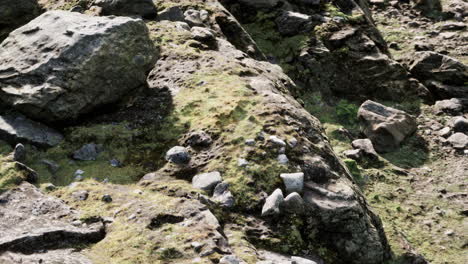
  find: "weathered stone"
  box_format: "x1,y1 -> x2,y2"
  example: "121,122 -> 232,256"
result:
184,9 -> 207,27
238,158 -> 250,167
185,130 -> 213,147
0,114 -> 63,147
275,11 -> 312,36
410,52 -> 468,87
157,6 -> 185,22
434,98 -> 464,114
282,192 -> 305,215
277,154 -> 289,164
101,194 -> 112,203
73,144 -> 100,161
452,116 -> 468,133
447,133 -> 468,149
192,171 -> 222,192
71,190 -> 89,201
352,139 -> 379,159
0,11 -> 157,123
280,173 -> 305,194
93,0 -> 157,18
212,182 -> 235,208
220,255 -> 241,264
261,189 -> 284,216
438,127 -> 452,138
268,136 -> 287,147
41,159 -> 60,174
344,149 -> 363,160
13,143 -> 26,162
291,256 -> 318,264
358,100 -> 417,153
165,146 -> 191,164
191,27 -> 216,42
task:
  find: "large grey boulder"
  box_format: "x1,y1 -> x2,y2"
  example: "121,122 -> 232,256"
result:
358,100 -> 417,153
0,0 -> 42,41
0,11 -> 157,123
94,0 -> 157,19
0,114 -> 63,147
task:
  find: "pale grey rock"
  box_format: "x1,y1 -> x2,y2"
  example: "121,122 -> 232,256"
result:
261,188 -> 284,216
269,136 -> 287,147
220,255 -> 241,264
447,133 -> 468,149
0,11 -> 157,123
280,173 -> 304,194
434,98 -> 464,114
291,256 -> 318,264
192,171 -> 222,192
277,154 -> 289,164
165,146 -> 191,164
238,158 -> 250,167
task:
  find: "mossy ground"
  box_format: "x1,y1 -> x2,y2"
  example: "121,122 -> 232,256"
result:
51,180 -> 216,264
302,95 -> 465,263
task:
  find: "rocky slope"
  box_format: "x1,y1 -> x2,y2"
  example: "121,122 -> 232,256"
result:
0,0 -> 466,264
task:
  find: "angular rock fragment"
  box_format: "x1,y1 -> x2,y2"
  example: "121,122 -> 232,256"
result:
280,173 -> 305,194
0,114 -> 63,147
261,188 -> 284,216
282,192 -> 305,215
358,100 -> 417,152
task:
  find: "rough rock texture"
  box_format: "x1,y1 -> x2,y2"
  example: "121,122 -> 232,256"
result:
0,0 -> 42,41
144,3 -> 391,261
409,51 -> 468,99
0,182 -> 104,260
94,0 -> 157,18
262,188 -> 284,216
192,171 -> 223,191
224,0 -> 430,101
0,114 -> 63,147
0,10 -> 157,123
358,100 -> 417,152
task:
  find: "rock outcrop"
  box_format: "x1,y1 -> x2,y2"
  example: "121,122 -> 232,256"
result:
0,10 -> 157,123
0,182 -> 104,262
93,0 -> 157,18
409,51 -> 468,100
